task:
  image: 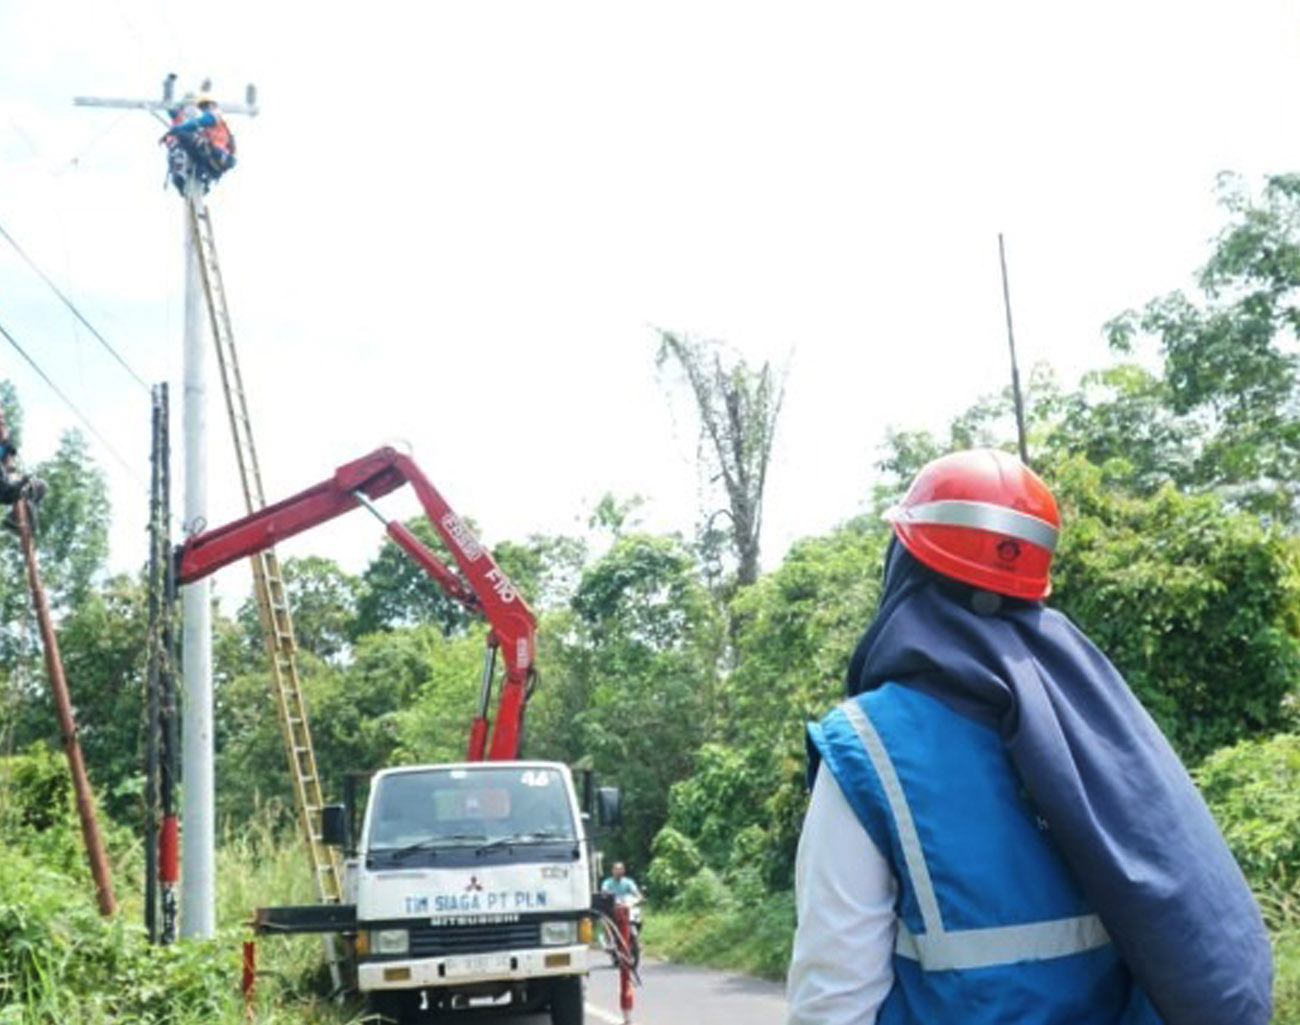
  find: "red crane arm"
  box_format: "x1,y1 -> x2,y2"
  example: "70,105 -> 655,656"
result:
175,447 -> 538,760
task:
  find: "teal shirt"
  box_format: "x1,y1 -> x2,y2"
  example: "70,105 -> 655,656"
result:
601,877 -> 641,899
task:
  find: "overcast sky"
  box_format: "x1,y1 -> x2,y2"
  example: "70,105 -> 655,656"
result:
1,0 -> 1297,600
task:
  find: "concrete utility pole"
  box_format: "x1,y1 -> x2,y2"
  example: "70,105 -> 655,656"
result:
74,75 -> 258,939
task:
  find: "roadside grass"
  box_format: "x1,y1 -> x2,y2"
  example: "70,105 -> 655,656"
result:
215,805 -> 355,1023
641,891 -> 794,981
1265,883 -> 1300,1025
0,787 -> 355,1025
1275,925 -> 1300,1025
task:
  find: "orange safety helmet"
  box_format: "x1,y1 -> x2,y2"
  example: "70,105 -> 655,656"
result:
884,449 -> 1060,600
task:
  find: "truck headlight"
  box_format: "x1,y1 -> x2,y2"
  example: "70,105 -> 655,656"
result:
541,920 -> 578,946
370,928 -> 410,955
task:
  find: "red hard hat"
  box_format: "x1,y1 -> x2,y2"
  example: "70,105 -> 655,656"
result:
885,449 -> 1060,600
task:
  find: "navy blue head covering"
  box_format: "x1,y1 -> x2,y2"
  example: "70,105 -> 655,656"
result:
846,539 -> 1272,1025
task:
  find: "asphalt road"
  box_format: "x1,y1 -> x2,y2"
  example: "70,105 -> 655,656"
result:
585,959 -> 787,1025
491,959 -> 788,1025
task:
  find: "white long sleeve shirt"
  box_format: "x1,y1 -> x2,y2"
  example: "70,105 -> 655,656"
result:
787,768 -> 898,1025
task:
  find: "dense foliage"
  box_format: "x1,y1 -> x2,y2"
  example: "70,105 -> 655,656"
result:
1200,734 -> 1300,897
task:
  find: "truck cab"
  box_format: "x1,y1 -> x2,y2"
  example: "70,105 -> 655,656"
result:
345,760 -> 593,1024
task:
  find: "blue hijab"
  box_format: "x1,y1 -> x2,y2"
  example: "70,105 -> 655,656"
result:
846,540 -> 1272,1025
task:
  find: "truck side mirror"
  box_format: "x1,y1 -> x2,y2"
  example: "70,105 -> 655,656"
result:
321,804 -> 349,848
596,787 -> 622,828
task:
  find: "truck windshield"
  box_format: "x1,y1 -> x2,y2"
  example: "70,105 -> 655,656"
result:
368,767 -> 576,852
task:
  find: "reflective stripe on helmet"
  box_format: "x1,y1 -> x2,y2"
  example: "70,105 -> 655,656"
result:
887,499 -> 1059,553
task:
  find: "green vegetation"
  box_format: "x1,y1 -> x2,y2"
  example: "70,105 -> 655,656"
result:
642,890 -> 795,982
1277,928 -> 1300,1025
0,746 -> 352,1024
4,173 -> 1300,1018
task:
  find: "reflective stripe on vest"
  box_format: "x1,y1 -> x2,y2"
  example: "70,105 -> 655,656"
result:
888,499 -> 1059,552
840,701 -> 1110,971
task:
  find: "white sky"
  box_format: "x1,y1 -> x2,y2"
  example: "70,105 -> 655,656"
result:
1,0 -> 1298,601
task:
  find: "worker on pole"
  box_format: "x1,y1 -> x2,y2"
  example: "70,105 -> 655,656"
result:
161,95 -> 236,189
0,439 -> 46,532
787,449 -> 1271,1025
163,93 -> 200,194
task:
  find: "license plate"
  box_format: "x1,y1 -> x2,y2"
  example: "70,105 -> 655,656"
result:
443,954 -> 512,978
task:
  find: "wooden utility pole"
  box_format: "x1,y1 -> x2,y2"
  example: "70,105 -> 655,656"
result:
998,233 -> 1031,466
0,408 -> 116,916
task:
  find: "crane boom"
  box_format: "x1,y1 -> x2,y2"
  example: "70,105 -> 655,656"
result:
176,447 -> 538,761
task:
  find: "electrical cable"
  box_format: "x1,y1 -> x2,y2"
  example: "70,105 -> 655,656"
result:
54,113 -> 130,176
0,314 -> 145,484
0,218 -> 151,392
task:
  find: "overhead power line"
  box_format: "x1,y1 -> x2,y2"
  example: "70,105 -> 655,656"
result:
0,313 -> 144,483
0,218 -> 151,392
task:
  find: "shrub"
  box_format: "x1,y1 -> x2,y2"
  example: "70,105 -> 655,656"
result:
1049,457 -> 1300,761
646,827 -> 703,901
0,842 -> 238,1022
0,745 -> 72,833
642,889 -> 795,980
674,868 -> 736,914
1199,733 -> 1300,893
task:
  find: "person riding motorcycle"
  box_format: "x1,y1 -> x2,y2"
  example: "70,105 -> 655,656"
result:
601,862 -> 644,968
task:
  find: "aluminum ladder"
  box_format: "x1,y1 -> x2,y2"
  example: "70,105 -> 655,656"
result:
187,192 -> 347,989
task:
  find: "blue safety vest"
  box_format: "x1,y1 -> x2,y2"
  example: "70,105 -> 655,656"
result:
808,684 -> 1163,1025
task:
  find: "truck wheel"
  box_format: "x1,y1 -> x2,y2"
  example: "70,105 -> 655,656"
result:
549,975 -> 584,1025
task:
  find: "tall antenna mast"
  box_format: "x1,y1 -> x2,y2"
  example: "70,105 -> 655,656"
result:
998,232 -> 1030,466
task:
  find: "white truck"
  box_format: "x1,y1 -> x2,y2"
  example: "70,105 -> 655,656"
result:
186,450 -> 623,1020
326,760 -> 612,1024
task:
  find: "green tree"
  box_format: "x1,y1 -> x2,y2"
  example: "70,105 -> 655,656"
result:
1106,174 -> 1300,521
0,400 -> 110,673
0,395 -> 117,813
45,575 -> 148,819
1049,456 -> 1300,760
533,533 -> 724,868
491,534 -> 587,611
27,431 -> 110,612
353,517 -> 471,638
234,556 -> 360,663
1046,364 -> 1199,494
391,628 -> 494,764
720,519 -> 889,887
217,625 -> 462,819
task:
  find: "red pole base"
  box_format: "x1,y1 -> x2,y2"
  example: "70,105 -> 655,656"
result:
159,816 -> 180,884
241,940 -> 256,1016
616,904 -> 634,1018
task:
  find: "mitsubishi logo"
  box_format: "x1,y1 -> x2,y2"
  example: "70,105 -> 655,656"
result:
465,876 -> 484,892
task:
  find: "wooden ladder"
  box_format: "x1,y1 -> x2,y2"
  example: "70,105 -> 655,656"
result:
187,194 -> 347,989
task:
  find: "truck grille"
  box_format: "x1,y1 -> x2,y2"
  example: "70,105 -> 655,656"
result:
408,921 -> 542,958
